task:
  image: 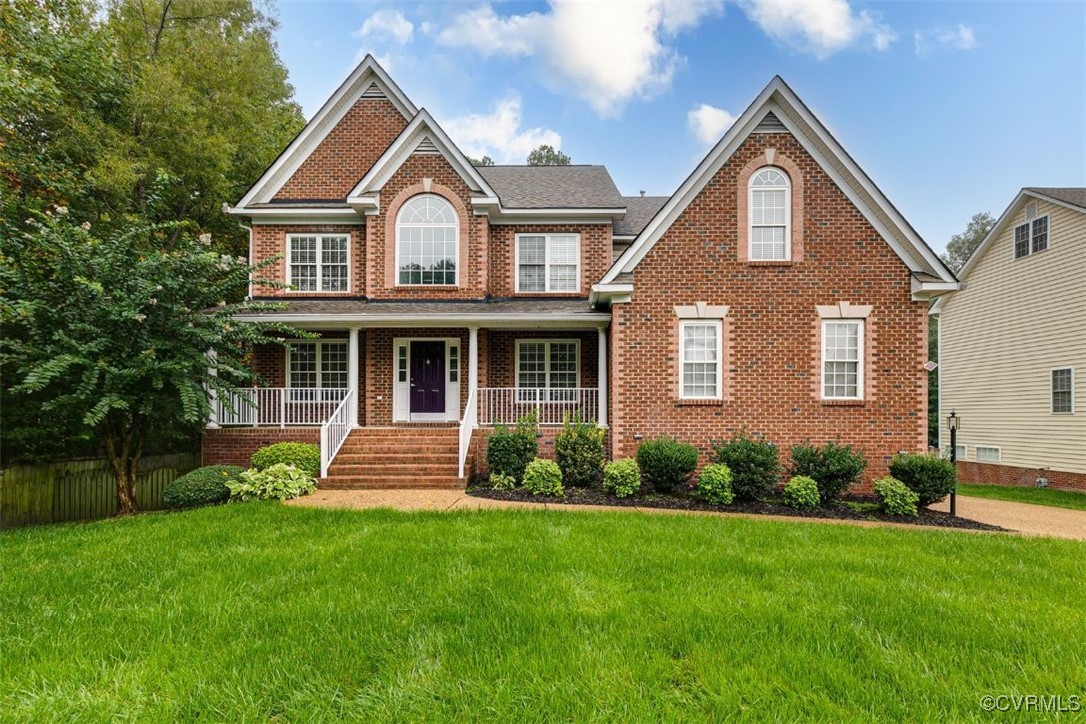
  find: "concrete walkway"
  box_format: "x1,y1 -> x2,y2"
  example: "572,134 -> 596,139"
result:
288,490 -> 1086,540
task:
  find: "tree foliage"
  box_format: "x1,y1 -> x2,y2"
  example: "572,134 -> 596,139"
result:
468,155 -> 495,167
526,144 -> 571,166
941,212 -> 994,273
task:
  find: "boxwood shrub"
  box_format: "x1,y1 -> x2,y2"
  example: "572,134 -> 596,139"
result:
874,475 -> 919,517
636,437 -> 699,492
783,475 -> 820,508
889,453 -> 956,506
522,458 -> 563,497
486,411 -> 538,482
789,441 -> 867,502
251,442 -> 320,477
603,458 -> 641,498
711,430 -> 780,500
554,413 -> 605,487
696,463 -> 734,505
163,465 -> 243,509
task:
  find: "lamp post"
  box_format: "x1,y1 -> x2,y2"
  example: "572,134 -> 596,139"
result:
948,410 -> 959,517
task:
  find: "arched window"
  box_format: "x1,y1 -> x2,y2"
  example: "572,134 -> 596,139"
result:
396,194 -> 458,285
749,167 -> 791,261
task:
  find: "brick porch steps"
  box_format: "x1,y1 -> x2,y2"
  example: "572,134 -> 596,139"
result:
320,427 -> 464,490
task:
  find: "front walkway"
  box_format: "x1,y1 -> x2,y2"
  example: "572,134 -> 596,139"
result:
287,490 -> 1086,540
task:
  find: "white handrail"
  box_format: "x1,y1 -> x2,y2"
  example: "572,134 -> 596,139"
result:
319,389 -> 355,478
215,388 -> 349,427
458,388 -> 478,479
477,387 -> 599,426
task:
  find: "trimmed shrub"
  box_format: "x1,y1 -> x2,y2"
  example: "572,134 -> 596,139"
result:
486,411 -> 538,482
490,472 -> 516,491
889,453 -> 956,506
636,437 -> 699,492
163,465 -> 242,509
789,442 -> 867,502
697,463 -> 735,505
874,476 -> 919,517
711,430 -> 780,500
522,458 -> 563,497
603,458 -> 641,498
783,475 -> 820,508
251,442 -> 320,477
228,463 -> 316,502
554,413 -> 605,487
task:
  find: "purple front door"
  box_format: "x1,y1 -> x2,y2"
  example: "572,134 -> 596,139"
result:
410,341 -> 446,414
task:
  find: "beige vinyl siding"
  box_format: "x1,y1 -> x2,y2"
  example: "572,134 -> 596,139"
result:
939,197 -> 1086,475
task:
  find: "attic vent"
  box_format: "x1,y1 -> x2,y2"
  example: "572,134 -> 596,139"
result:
753,111 -> 786,133
361,83 -> 386,99
414,137 -> 440,155
1025,201 -> 1038,221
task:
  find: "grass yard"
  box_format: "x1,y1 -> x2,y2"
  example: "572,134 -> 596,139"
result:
2,504 -> 1085,720
957,483 -> 1086,512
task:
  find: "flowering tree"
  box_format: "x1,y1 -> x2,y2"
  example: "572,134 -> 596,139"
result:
0,209 -> 309,514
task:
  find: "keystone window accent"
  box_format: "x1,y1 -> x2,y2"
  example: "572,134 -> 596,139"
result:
679,320 -> 723,400
1052,367 -> 1074,414
287,234 -> 349,292
516,340 -> 579,402
749,167 -> 791,261
288,341 -> 348,401
976,446 -> 1001,463
821,320 -> 864,400
396,194 -> 458,286
1014,215 -> 1049,259
516,234 -> 580,292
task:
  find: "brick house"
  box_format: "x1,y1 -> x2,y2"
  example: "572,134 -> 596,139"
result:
206,55 -> 959,488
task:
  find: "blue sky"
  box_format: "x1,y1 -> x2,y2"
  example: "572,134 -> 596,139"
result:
273,1 -> 1085,252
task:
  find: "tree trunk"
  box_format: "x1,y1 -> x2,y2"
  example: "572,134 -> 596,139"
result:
103,412 -> 148,516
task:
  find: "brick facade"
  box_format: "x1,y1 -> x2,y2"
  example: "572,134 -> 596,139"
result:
956,461 -> 1086,493
251,223 -> 365,297
488,224 -> 612,297
201,427 -> 320,468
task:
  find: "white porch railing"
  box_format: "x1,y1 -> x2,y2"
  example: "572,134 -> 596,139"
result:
320,389 -> 355,478
457,388 -> 478,479
215,388 -> 350,428
477,387 -> 600,426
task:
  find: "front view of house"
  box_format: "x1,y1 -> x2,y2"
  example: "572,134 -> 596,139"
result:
203,56 -> 958,488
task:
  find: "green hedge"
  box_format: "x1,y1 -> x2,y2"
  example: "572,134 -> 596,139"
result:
554,414 -> 605,487
163,465 -> 243,509
712,431 -> 780,500
636,437 -> 699,492
603,458 -> 641,498
251,442 -> 320,477
789,442 -> 867,502
486,411 -> 538,482
696,463 -> 734,505
522,458 -> 563,497
889,453 -> 956,506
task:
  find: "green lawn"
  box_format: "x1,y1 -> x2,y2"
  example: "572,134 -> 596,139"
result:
958,483 -> 1086,511
2,504 -> 1084,720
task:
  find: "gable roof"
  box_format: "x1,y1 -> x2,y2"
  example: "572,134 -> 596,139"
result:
476,166 -> 624,210
234,55 -> 417,208
601,76 -> 958,286
614,195 -> 669,236
1025,187 -> 1086,211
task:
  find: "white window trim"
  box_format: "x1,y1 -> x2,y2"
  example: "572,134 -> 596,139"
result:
748,167 -> 792,262
514,233 -> 582,293
285,233 -> 350,293
1051,366 -> 1075,415
515,339 -> 581,392
395,194 -> 460,287
820,319 -> 865,401
954,444 -> 968,460
284,340 -> 349,401
1012,214 -> 1049,260
678,319 -> 724,401
975,445 -> 1002,463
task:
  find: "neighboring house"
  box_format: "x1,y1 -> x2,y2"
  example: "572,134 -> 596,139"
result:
206,55 -> 958,488
933,189 -> 1086,491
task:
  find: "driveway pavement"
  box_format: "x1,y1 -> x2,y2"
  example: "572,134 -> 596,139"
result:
930,495 -> 1086,540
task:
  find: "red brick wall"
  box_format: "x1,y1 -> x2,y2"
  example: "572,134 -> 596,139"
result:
275,98 -> 407,200
609,131 -> 928,486
957,461 -> 1086,492
488,224 -> 611,297
250,224 -> 365,297
201,428 -> 320,468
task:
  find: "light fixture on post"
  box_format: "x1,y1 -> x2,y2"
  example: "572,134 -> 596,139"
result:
947,410 -> 960,516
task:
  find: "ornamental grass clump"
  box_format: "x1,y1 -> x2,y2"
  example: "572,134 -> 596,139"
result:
603,458 -> 641,498
522,458 -> 563,497
874,476 -> 920,517
783,475 -> 820,509
696,463 -> 734,505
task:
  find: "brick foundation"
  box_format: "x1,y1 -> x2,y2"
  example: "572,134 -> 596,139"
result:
201,428 -> 320,468
956,461 -> 1086,493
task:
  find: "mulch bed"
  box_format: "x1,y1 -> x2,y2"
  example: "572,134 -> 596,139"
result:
467,485 -> 1006,532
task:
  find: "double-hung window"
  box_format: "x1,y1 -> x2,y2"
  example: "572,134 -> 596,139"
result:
516,340 -> 579,402
288,341 -> 348,402
679,320 -> 723,400
516,234 -> 580,292
1013,216 -> 1049,259
1052,368 -> 1074,414
288,234 -> 349,292
821,320 -> 863,400
749,167 -> 791,261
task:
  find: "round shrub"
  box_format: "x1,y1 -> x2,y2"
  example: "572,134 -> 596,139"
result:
555,414 -> 605,487
783,475 -> 820,509
889,453 -> 956,506
251,442 -> 320,477
163,465 -> 243,508
486,412 -> 539,482
697,463 -> 734,505
522,458 -> 563,497
636,437 -> 699,492
874,475 -> 919,517
603,458 -> 641,498
228,463 -> 316,501
490,472 -> 516,491
711,430 -> 780,500
789,442 -> 867,502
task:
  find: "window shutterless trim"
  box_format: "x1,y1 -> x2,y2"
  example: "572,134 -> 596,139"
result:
678,319 -> 723,400
820,319 -> 864,401
514,339 -> 581,389
1012,214 -> 1049,260
394,194 -> 459,287
284,339 -> 349,390
1051,366 -> 1075,414
975,445 -> 1001,463
285,233 -> 350,293
514,233 -> 581,293
748,167 -> 792,262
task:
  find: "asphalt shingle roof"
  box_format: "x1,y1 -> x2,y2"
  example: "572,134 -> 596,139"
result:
237,298 -> 607,318
614,195 -> 669,236
1026,187 -> 1086,211
477,165 -> 624,209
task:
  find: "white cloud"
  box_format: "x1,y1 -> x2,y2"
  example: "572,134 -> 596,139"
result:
355,9 -> 414,45
687,103 -> 736,144
738,0 -> 895,58
442,95 -> 563,164
436,1 -> 723,117
914,24 -> 977,56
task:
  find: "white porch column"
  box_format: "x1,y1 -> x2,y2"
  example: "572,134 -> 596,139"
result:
597,326 -> 608,428
206,349 -> 220,429
468,327 -> 479,394
348,327 -> 360,427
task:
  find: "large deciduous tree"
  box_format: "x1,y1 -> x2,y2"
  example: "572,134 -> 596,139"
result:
941,212 -> 995,273
527,144 -> 571,166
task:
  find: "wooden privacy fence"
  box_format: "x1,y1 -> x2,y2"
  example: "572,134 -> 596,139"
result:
0,452 -> 198,529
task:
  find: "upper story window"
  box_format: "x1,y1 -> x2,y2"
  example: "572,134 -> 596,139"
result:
288,234 -> 349,292
679,320 -> 723,400
1013,215 -> 1049,259
516,234 -> 580,293
396,194 -> 458,286
1052,367 -> 1074,414
821,319 -> 863,400
749,167 -> 791,261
